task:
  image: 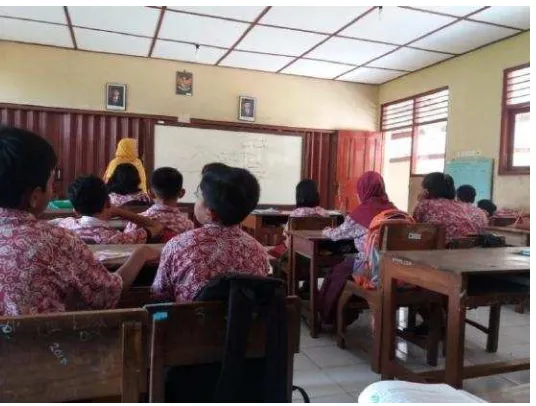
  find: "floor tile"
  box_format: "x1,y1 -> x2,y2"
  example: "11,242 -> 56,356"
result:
311,391 -> 356,403
323,364 -> 379,392
502,369 -> 530,385
294,353 -> 320,371
463,375 -> 517,395
293,369 -> 343,399
303,344 -> 368,369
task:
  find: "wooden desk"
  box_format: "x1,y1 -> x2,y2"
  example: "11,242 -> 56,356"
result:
483,226 -> 530,247
40,209 -> 75,220
380,248 -> 530,388
89,244 -> 164,268
288,230 -> 355,338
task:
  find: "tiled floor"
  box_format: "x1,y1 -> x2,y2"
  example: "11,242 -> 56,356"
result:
292,305 -> 530,403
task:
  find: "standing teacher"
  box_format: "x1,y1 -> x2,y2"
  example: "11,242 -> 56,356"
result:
103,138 -> 148,193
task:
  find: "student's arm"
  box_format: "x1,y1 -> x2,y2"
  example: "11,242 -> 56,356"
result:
110,207 -> 163,239
322,216 -> 367,241
116,245 -> 160,290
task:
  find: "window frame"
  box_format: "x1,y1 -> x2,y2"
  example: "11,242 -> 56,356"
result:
499,63 -> 530,176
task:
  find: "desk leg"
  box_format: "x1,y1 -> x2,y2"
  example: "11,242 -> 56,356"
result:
289,236 -> 295,296
380,261 -> 396,380
309,242 -> 319,338
445,278 -> 467,389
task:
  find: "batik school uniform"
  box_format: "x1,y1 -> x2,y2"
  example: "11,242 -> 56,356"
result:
459,202 -> 488,230
55,216 -> 147,244
124,203 -> 194,236
0,208 -> 122,316
109,191 -> 152,207
282,206 -> 330,246
323,216 -> 368,271
152,223 -> 270,303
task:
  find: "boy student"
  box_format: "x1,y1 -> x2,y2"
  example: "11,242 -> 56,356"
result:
56,175 -> 164,244
0,126 -> 158,316
152,165 -> 269,303
456,184 -> 488,229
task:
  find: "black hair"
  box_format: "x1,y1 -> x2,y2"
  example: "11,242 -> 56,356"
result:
200,166 -> 260,226
107,163 -> 141,195
457,184 -> 477,203
296,179 -> 320,208
477,199 -> 497,217
0,126 -> 57,209
68,175 -> 108,216
201,162 -> 229,176
422,172 -> 456,200
151,167 -> 183,200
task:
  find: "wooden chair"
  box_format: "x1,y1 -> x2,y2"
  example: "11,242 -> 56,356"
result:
0,309 -> 148,402
117,286 -> 154,309
336,223 -> 446,373
144,297 -> 300,402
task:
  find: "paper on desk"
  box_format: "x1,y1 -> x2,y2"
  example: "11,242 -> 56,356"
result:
93,250 -> 132,262
253,208 -> 280,214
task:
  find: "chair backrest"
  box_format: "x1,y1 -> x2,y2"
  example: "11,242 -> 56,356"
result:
0,309 -> 147,403
379,223 -> 445,251
490,216 -> 517,227
288,216 -> 336,231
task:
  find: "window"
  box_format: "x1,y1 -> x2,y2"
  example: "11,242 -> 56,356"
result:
500,64 -> 530,175
381,88 -> 449,175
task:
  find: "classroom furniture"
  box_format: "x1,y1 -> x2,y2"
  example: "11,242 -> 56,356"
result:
380,247 -> 530,388
0,308 -> 147,402
445,157 -> 493,203
483,225 -> 530,247
117,286 -> 153,309
489,216 -> 517,227
89,244 -> 164,269
336,223 -> 446,373
40,205 -> 153,221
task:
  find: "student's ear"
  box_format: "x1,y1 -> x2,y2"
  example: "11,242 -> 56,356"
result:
27,186 -> 48,215
178,189 -> 185,199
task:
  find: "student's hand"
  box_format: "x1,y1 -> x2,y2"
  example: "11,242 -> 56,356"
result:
146,223 -> 164,240
105,206 -> 119,219
133,245 -> 160,263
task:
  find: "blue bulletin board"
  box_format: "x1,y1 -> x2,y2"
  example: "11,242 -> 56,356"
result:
445,158 -> 493,203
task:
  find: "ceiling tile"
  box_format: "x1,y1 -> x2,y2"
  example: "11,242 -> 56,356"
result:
340,7 -> 455,45
0,18 -> 72,47
307,36 -> 396,65
282,59 -> 352,79
470,6 -> 529,30
159,12 -> 248,48
338,67 -> 406,84
152,40 -> 226,64
368,47 -> 451,71
411,20 -> 519,54
75,27 -> 151,56
236,25 -> 327,56
0,6 -> 66,24
168,6 -> 265,22
68,6 -> 159,37
411,6 -> 482,17
260,6 -> 371,33
220,50 -> 294,72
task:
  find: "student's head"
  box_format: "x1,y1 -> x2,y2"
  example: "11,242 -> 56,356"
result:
456,185 -> 477,203
296,179 -> 320,208
477,199 -> 497,217
357,171 -> 388,203
107,163 -> 141,195
68,175 -> 109,216
195,166 -> 260,226
201,162 -> 228,176
421,172 -> 455,200
151,167 -> 185,201
0,126 -> 57,215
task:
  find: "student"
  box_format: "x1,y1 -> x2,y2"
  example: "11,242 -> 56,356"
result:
151,166 -> 270,303
55,175 -> 163,244
124,167 -> 194,239
456,184 -> 488,229
103,138 -> 148,193
106,163 -> 152,207
0,126 -> 158,316
477,199 -> 497,218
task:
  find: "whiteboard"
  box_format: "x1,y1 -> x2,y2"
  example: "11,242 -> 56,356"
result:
445,158 -> 493,203
154,125 -> 303,204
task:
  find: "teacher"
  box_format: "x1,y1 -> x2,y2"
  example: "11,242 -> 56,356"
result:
103,138 -> 148,193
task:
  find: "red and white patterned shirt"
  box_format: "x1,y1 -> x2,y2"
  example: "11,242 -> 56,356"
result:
323,216 -> 368,273
124,203 -> 194,235
459,203 -> 489,231
152,223 -> 270,303
55,216 -> 147,244
0,208 -> 123,316
109,191 -> 152,207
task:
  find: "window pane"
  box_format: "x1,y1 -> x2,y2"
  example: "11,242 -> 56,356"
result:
512,111 -> 530,167
413,121 -> 447,174
385,129 -> 412,161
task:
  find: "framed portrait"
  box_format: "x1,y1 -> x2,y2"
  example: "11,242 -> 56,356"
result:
176,71 -> 193,96
238,96 -> 256,122
105,83 -> 127,111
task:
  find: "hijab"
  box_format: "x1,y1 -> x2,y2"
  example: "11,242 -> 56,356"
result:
349,171 -> 396,228
103,138 -> 147,193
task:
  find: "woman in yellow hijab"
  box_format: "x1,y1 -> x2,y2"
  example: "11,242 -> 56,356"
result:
103,138 -> 148,193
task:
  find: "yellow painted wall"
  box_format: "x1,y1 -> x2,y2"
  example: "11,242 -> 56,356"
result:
379,32 -> 530,210
0,41 -> 378,131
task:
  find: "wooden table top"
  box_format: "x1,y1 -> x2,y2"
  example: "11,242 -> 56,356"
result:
250,211 -> 344,217
89,244 -> 164,267
288,229 -> 351,241
384,247 -> 530,275
484,225 -> 530,235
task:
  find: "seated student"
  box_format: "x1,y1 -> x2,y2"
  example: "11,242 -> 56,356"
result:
201,162 -> 229,176
151,166 -> 270,303
56,175 -> 163,244
0,126 -> 158,316
456,184 -> 488,229
124,167 -> 194,239
106,163 -> 152,207
477,199 -> 497,218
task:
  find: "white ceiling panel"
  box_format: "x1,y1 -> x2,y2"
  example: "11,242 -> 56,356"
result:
152,40 -> 226,64
282,59 -> 352,79
307,36 -> 396,66
0,18 -> 72,47
75,28 -> 151,56
68,7 -> 158,37
237,25 -> 327,56
0,6 -> 66,24
221,50 -> 294,72
168,6 -> 265,22
260,6 -> 370,33
338,67 -> 406,84
470,6 -> 530,30
369,47 -> 451,71
159,12 -> 248,48
411,6 -> 482,17
412,20 -> 519,54
340,7 -> 455,45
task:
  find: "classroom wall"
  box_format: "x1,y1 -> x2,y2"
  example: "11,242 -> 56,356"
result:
379,32 -> 530,211
0,41 -> 378,131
